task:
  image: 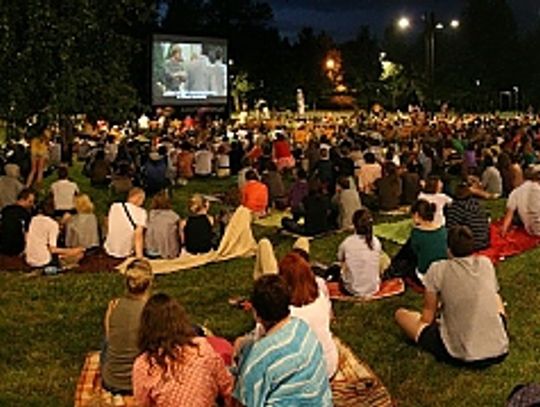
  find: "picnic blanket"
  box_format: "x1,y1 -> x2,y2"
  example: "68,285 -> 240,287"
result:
379,206 -> 411,216
327,278 -> 405,302
117,205 -> 257,275
477,222 -> 540,265
332,337 -> 393,407
74,352 -> 136,407
374,219 -> 413,245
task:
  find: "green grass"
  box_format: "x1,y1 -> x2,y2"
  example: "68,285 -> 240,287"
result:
1,164 -> 538,406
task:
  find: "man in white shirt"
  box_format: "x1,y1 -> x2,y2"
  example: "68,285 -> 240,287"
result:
26,199 -> 84,267
50,166 -> 79,215
501,168 -> 540,237
104,187 -> 147,258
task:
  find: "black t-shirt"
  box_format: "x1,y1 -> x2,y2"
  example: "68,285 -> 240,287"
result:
184,214 -> 214,254
0,204 -> 31,255
303,194 -> 331,235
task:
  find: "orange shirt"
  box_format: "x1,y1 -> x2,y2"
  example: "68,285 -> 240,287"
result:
241,180 -> 269,214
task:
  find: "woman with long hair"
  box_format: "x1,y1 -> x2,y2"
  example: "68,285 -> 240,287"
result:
26,128 -> 50,188
279,252 -> 338,377
337,208 -> 382,297
132,293 -> 233,407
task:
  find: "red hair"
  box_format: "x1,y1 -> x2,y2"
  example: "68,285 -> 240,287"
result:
278,253 -> 318,307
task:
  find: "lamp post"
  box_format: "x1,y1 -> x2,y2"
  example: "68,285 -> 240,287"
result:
397,12 -> 459,110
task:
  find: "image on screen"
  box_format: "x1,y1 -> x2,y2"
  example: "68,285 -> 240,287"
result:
152,35 -> 228,106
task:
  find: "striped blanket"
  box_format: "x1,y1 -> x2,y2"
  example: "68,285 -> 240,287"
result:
332,337 -> 393,406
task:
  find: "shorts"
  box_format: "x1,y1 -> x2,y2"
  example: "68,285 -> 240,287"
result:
417,315 -> 508,368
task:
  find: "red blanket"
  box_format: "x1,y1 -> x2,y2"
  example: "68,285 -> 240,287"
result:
478,222 -> 540,265
327,278 -> 405,302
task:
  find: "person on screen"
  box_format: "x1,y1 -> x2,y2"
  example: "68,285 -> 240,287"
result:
186,51 -> 210,93
164,45 -> 186,91
209,48 -> 226,96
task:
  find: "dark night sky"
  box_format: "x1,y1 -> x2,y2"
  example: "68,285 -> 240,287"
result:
267,0 -> 540,41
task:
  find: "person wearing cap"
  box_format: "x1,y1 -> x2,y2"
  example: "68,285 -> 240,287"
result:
101,259 -> 154,395
0,163 -> 24,210
501,167 -> 540,237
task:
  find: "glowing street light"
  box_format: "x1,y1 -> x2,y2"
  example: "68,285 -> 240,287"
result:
325,58 -> 336,70
397,17 -> 411,30
435,22 -> 444,30
450,19 -> 460,29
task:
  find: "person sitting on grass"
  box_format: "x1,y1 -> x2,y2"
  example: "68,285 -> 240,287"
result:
262,161 -> 287,209
0,163 -> 24,210
104,187 -> 147,259
278,252 -> 338,378
25,198 -> 84,268
233,275 -> 332,406
395,225 -> 509,368
281,178 -> 332,236
337,208 -> 382,297
50,165 -> 79,217
101,259 -> 153,396
132,293 -> 234,407
418,175 -> 453,227
288,168 -> 309,221
384,199 -> 448,285
0,188 -> 35,256
180,194 -> 214,255
240,169 -> 269,216
64,194 -> 100,250
446,182 -> 490,251
145,190 -> 181,259
332,176 -> 362,230
501,167 -> 540,237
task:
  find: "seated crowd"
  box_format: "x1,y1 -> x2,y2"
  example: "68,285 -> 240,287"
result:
3,111 -> 540,405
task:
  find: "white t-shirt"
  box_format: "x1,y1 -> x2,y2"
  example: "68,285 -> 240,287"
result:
290,278 -> 338,377
338,234 -> 381,297
50,179 -> 79,210
418,192 -> 453,227
194,150 -> 213,175
507,180 -> 540,236
25,215 -> 59,267
104,202 -> 147,258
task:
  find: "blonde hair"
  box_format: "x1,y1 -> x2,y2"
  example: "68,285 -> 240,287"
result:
74,194 -> 94,214
125,259 -> 153,295
188,193 -> 207,214
128,187 -> 145,200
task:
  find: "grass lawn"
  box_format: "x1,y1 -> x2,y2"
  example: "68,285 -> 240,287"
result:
0,164 -> 538,406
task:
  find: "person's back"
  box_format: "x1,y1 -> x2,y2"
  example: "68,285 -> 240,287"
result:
507,180 -> 540,236
145,209 -> 180,258
65,213 -> 100,249
446,192 -> 489,250
336,187 -> 361,229
241,177 -> 269,215
25,214 -> 59,267
144,155 -> 167,194
50,167 -> 79,213
377,174 -> 402,211
0,203 -> 32,256
194,148 -> 213,176
102,296 -> 146,392
481,165 -> 503,196
184,214 -> 213,254
424,255 -> 508,362
304,193 -> 331,235
401,171 -> 421,205
104,189 -> 147,258
262,168 -> 286,203
235,317 -> 332,406
90,158 -> 110,185
339,234 -> 381,296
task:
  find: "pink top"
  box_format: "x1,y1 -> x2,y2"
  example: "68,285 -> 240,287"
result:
132,337 -> 233,407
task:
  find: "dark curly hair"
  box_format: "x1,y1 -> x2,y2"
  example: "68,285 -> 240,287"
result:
138,293 -> 197,378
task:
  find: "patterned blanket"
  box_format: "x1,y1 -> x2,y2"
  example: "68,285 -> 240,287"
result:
332,337 -> 393,407
74,352 -> 136,407
327,278 -> 405,302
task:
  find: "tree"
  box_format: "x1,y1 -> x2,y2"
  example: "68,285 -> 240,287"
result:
0,0 -> 157,124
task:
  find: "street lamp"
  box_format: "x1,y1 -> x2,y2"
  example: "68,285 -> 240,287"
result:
396,13 -> 460,109
397,17 -> 411,30
325,58 -> 336,71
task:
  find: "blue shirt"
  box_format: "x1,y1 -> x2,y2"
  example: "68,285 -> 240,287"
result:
234,318 -> 333,406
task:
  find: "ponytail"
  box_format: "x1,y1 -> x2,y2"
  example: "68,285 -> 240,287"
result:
353,208 -> 374,250
411,199 -> 436,222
